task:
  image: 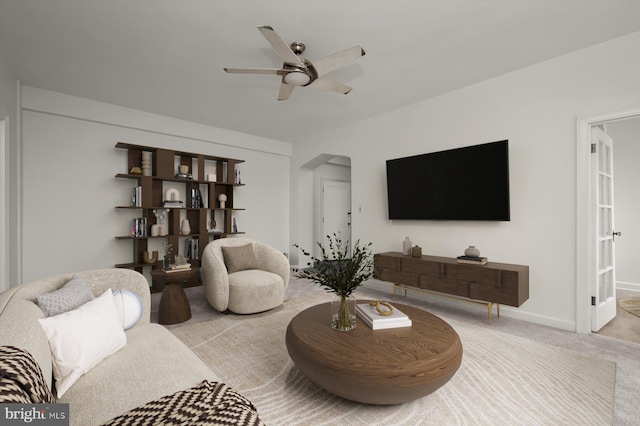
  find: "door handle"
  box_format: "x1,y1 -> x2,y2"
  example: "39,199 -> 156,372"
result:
613,230 -> 622,241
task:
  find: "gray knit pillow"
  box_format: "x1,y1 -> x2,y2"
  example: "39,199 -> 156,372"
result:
222,244 -> 258,274
36,275 -> 95,317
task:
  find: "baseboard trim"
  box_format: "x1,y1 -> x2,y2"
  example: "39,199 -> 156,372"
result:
617,281 -> 640,292
363,279 -> 575,332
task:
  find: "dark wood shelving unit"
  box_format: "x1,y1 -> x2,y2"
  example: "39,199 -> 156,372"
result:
114,142 -> 245,292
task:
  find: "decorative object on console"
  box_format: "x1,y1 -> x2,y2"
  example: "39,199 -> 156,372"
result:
411,245 -> 422,257
142,251 -> 158,264
403,236 -> 412,255
218,194 -> 227,208
464,245 -> 481,257
294,233 -> 374,331
457,255 -> 488,265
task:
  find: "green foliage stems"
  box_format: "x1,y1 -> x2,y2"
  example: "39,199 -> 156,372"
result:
293,233 -> 374,298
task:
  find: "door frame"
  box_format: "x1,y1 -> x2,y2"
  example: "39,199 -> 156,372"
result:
576,108 -> 640,334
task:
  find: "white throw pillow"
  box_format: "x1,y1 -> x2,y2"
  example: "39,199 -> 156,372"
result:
38,289 -> 127,398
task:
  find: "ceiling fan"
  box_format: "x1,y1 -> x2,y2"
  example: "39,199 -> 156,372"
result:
224,25 -> 365,101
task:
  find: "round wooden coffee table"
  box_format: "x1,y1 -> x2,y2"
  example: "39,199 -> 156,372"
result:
285,301 -> 463,405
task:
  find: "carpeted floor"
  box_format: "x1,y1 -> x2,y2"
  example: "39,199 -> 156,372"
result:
619,297 -> 640,318
151,275 -> 640,425
171,291 -> 615,425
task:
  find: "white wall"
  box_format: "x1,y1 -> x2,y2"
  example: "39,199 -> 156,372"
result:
0,46 -> 19,290
607,118 -> 640,290
20,87 -> 291,283
291,31 -> 640,331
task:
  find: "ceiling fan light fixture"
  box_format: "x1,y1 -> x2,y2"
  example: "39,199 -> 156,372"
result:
284,71 -> 311,86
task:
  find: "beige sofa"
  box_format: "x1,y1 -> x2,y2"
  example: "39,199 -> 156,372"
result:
0,268 -> 220,425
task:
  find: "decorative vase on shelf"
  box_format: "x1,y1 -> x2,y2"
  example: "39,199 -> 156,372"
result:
403,237 -> 412,255
331,295 -> 356,332
464,245 -> 480,257
163,255 -> 170,269
181,219 -> 191,236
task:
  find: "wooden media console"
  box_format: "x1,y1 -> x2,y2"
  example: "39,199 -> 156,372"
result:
374,252 -> 529,324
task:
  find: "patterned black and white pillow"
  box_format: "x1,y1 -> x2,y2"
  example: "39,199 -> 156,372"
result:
104,380 -> 264,426
0,346 -> 55,403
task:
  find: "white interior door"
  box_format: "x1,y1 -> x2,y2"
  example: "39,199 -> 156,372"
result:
592,126 -> 617,331
322,180 -> 351,256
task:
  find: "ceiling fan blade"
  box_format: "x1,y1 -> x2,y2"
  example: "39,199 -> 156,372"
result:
278,83 -> 295,101
224,67 -> 285,75
258,25 -> 305,67
312,45 -> 365,77
308,78 -> 353,95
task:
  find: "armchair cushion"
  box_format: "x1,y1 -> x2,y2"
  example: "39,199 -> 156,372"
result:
222,243 -> 259,273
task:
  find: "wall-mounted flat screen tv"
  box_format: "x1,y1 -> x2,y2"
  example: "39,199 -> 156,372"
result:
386,140 -> 510,221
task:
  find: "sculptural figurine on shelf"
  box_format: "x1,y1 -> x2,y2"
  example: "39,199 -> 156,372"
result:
153,209 -> 169,236
218,194 -> 227,209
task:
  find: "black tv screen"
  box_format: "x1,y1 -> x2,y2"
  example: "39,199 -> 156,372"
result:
386,140 -> 510,221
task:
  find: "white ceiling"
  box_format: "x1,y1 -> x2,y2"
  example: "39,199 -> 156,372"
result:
2,0 -> 640,143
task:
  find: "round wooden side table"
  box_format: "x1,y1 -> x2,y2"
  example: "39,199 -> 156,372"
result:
150,267 -> 198,325
285,301 -> 463,405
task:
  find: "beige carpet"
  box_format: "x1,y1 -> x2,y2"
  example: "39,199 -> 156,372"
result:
171,291 -> 616,425
619,297 -> 640,318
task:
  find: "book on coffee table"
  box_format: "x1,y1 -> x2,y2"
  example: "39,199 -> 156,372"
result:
356,303 -> 412,330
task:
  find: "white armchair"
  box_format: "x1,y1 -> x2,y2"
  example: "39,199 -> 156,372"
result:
201,238 -> 290,314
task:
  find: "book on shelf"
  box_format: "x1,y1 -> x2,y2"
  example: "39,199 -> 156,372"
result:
162,200 -> 185,208
456,255 -> 488,265
356,302 -> 412,330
